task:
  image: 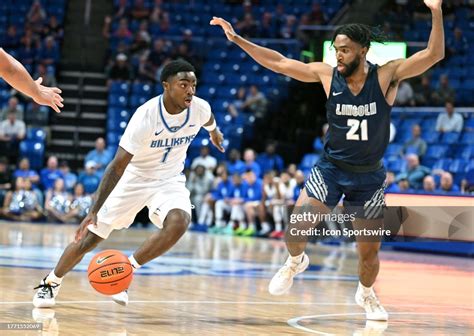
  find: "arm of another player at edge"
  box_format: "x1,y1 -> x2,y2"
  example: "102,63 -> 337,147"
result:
388,2 -> 444,82
89,146 -> 133,215
204,113 -> 225,153
210,17 -> 332,83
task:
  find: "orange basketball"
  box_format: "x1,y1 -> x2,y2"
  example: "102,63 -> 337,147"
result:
88,249 -> 133,295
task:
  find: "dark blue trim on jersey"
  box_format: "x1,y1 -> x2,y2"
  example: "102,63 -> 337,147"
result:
158,94 -> 191,133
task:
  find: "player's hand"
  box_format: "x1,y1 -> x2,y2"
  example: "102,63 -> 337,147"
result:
423,0 -> 442,11
32,77 -> 64,113
74,212 -> 97,243
209,128 -> 225,153
210,17 -> 238,42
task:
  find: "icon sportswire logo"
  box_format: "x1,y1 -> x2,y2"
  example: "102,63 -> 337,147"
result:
96,254 -> 115,264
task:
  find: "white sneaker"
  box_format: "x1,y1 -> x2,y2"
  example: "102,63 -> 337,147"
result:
355,287 -> 389,321
33,277 -> 61,308
111,290 -> 128,306
268,253 -> 309,296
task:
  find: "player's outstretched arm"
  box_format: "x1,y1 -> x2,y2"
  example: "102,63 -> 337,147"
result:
203,113 -> 225,153
75,147 -> 133,242
389,0 -> 444,81
0,48 -> 64,112
210,17 -> 331,83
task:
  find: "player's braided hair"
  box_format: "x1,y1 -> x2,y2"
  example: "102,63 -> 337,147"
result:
160,59 -> 196,82
331,23 -> 387,49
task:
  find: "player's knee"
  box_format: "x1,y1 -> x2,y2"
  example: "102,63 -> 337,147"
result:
164,209 -> 190,233
359,248 -> 379,264
77,232 -> 102,254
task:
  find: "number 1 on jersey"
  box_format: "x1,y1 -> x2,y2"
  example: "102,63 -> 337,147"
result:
346,119 -> 368,141
162,147 -> 172,162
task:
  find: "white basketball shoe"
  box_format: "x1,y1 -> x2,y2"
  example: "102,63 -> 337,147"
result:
268,253 -> 309,295
355,286 -> 389,321
112,290 -> 129,306
33,277 -> 61,308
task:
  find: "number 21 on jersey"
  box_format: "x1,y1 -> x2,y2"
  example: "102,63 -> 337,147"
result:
346,119 -> 368,141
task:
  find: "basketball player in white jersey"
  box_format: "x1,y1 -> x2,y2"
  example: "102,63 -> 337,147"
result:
33,60 -> 225,307
0,48 -> 63,112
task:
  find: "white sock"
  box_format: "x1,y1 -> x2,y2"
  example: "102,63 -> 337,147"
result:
261,222 -> 271,232
46,270 -> 63,284
290,252 -> 304,263
358,282 -> 373,296
129,255 -> 141,271
274,221 -> 283,232
239,221 -> 247,230
248,222 -> 256,230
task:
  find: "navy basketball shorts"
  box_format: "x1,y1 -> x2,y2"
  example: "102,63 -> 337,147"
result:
304,157 -> 387,219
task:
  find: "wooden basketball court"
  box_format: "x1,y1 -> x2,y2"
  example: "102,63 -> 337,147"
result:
0,221 -> 473,335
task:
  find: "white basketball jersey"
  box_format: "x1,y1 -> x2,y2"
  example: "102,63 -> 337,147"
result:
119,95 -> 212,180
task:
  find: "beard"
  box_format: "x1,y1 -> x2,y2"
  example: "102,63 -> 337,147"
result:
339,57 -> 360,78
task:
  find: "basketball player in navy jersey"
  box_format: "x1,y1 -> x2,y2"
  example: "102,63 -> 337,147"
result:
211,0 -> 444,321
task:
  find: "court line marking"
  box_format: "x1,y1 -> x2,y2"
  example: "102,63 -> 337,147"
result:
1,300 -> 473,309
287,312 -> 474,335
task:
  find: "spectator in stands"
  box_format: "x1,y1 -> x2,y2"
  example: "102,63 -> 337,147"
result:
2,177 -> 42,221
446,27 -> 469,58
0,157 -> 12,207
236,13 -> 258,38
423,175 -> 436,194
396,177 -> 414,193
413,75 -> 434,106
1,97 -> 24,121
402,124 -> 427,157
257,142 -> 284,174
191,145 -> 217,173
0,111 -> 26,164
148,38 -> 170,72
226,149 -> 246,175
307,3 -> 328,25
435,101 -> 463,133
240,170 -> 263,236
40,156 -> 63,191
397,154 -> 431,190
45,178 -> 71,223
243,148 -> 262,177
130,25 -> 151,59
85,138 -> 113,177
107,53 -> 134,82
14,158 -> 40,188
207,168 -> 232,232
258,12 -> 276,38
394,81 -> 414,106
227,87 -> 247,117
292,170 -> 305,202
4,25 -> 21,50
114,18 -> 133,39
436,172 -> 459,194
243,85 -> 267,119
261,171 -> 284,238
187,164 -> 214,221
24,102 -> 49,127
150,4 -> 167,25
280,15 -> 297,39
137,55 -> 157,83
39,36 -> 60,66
431,74 -> 456,106
62,183 -> 93,223
59,161 -> 77,192
461,168 -> 474,194
18,35 -> 37,69
42,16 -> 64,41
113,0 -> 130,19
27,0 -> 47,34
34,63 -> 57,89
78,161 -> 101,194
385,171 -> 400,193
131,0 -> 150,21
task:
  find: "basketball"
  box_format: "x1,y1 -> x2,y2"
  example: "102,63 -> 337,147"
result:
87,250 -> 133,295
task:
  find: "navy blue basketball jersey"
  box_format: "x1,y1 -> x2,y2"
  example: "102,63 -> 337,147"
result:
324,62 -> 391,166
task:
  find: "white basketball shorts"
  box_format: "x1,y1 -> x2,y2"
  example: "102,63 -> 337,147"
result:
88,170 -> 191,239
